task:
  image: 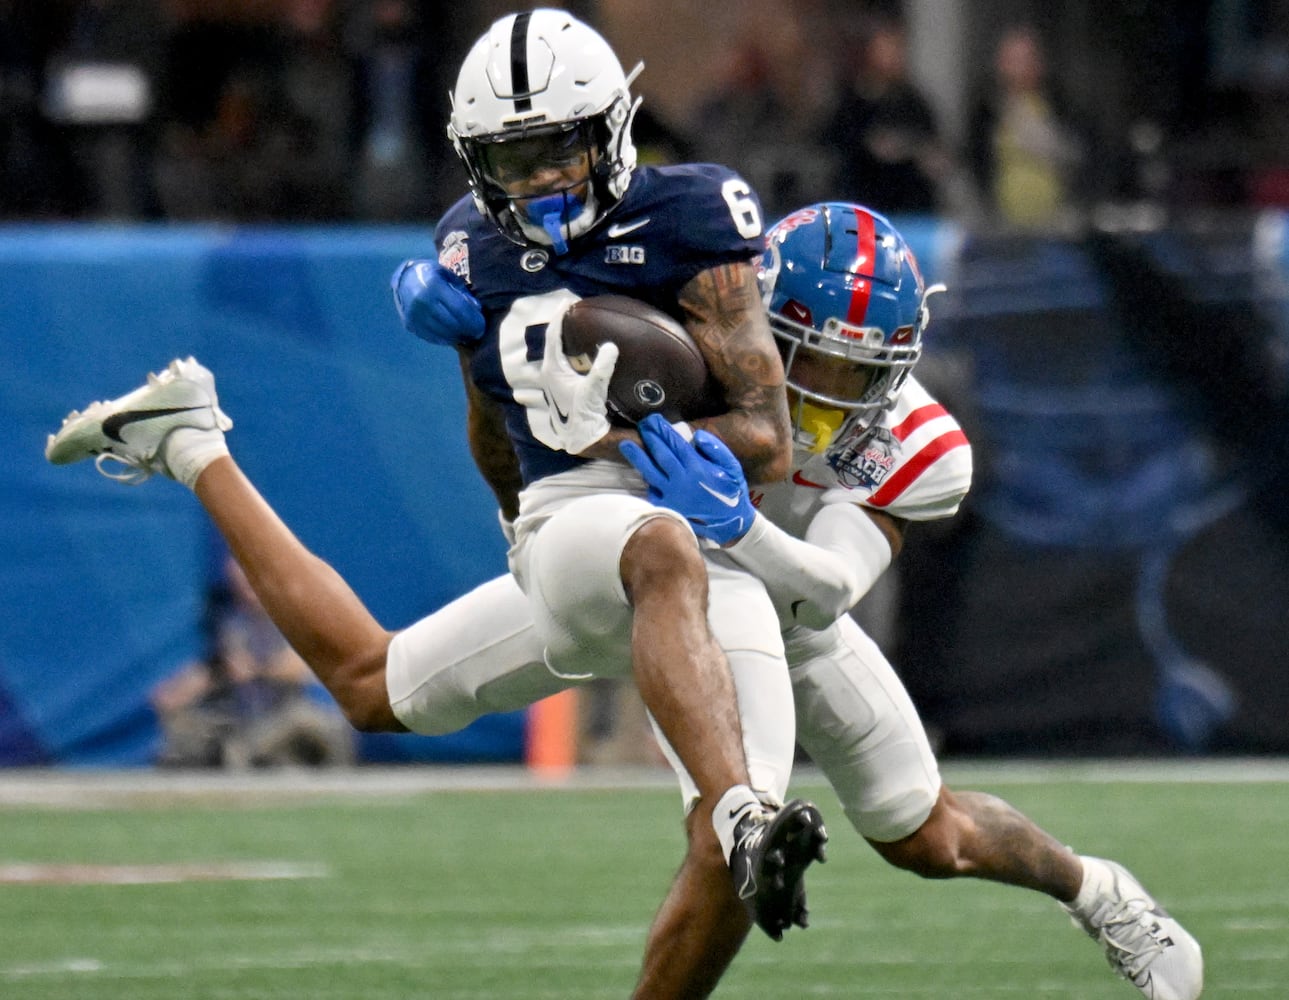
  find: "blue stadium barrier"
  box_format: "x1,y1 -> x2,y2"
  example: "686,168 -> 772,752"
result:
5,213 -> 1280,765
1,225 -> 523,766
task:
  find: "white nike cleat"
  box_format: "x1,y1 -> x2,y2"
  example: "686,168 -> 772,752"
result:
1064,857 -> 1204,1000
45,357 -> 232,485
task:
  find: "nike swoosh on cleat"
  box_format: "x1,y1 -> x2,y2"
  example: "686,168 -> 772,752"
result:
699,481 -> 741,507
607,218 -> 650,238
102,407 -> 203,443
791,599 -> 807,619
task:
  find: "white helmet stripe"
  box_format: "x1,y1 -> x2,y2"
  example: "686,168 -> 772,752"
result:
509,11 -> 533,112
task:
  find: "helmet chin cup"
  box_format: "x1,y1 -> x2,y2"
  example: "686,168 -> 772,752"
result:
525,193 -> 584,256
795,399 -> 847,453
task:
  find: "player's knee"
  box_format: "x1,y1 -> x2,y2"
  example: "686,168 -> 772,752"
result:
329,648 -> 405,733
620,515 -> 703,600
868,788 -> 970,879
336,690 -> 400,733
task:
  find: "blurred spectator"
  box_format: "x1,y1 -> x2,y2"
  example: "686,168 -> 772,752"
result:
271,0 -> 358,218
39,0 -> 165,219
152,553 -> 355,769
151,0 -> 356,221
630,102 -> 694,167
348,0 -> 433,220
0,0 -> 86,217
345,1 -> 495,221
818,17 -> 948,214
965,24 -> 1086,228
688,6 -> 832,218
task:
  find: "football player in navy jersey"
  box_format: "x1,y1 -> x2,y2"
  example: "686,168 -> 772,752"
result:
391,5 -> 829,951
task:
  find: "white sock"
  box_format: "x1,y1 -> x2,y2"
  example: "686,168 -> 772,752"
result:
712,784 -> 762,864
163,426 -> 229,489
1070,855 -> 1109,915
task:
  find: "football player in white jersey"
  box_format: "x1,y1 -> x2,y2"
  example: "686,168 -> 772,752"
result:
43,195 -> 1203,1000
617,202 -> 1203,1000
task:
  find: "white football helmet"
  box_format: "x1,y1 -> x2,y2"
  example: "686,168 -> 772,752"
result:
448,9 -> 641,253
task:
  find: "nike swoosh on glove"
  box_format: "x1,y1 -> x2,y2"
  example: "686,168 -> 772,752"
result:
392,259 -> 485,347
620,413 -> 756,545
533,300 -> 619,455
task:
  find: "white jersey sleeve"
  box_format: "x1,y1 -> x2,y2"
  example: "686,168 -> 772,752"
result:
729,376 -> 972,628
723,503 -> 892,629
790,376 -> 972,523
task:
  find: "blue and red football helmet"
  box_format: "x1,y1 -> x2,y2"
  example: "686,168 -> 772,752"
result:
759,202 -> 942,444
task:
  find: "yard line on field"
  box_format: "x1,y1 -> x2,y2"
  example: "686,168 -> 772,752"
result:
0,928 -> 648,983
3,958 -> 102,978
0,860 -> 329,884
1226,918 -> 1289,931
1,946 -> 407,982
0,765 -> 677,808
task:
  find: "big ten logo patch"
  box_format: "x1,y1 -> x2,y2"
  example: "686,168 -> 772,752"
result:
605,245 -> 645,264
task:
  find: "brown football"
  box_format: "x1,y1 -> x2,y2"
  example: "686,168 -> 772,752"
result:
560,295 -> 725,425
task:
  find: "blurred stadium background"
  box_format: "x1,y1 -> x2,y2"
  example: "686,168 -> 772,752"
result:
2,2 -> 1288,762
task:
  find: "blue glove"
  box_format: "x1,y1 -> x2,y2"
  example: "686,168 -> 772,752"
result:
620,413 -> 756,545
391,259 -> 485,347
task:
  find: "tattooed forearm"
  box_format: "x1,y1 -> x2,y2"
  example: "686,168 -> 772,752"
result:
677,263 -> 779,392
676,262 -> 792,483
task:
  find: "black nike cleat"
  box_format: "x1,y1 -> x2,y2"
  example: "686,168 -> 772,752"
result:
729,798 -> 828,941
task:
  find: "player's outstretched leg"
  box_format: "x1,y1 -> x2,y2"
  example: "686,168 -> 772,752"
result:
729,798 -> 828,941
45,357 -> 231,486
1063,856 -> 1203,1000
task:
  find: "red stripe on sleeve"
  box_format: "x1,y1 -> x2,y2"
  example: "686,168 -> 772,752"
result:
889,402 -> 949,442
868,430 -> 969,508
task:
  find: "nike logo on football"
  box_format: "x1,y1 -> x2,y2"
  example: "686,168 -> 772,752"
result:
699,481 -> 741,507
102,407 -> 203,443
607,218 -> 650,238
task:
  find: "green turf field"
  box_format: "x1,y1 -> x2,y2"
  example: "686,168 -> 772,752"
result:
0,761 -> 1283,998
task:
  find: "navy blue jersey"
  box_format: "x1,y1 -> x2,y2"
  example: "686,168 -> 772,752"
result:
434,163 -> 765,485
